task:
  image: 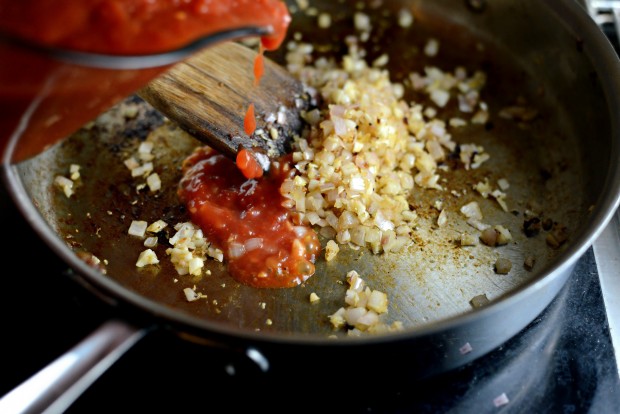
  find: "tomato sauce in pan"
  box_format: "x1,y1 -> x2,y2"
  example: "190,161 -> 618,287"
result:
0,0 -> 290,163
179,147 -> 321,288
236,148 -> 264,179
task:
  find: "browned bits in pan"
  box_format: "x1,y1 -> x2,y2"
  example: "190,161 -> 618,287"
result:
523,217 -> 542,237
546,223 -> 569,249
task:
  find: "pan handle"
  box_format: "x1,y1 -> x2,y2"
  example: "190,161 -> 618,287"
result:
0,320 -> 147,414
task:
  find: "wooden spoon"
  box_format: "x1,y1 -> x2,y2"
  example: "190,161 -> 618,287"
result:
138,41 -> 312,164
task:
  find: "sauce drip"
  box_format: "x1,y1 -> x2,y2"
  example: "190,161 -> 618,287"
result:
240,45 -> 263,155
239,43 -> 265,178
179,147 -> 321,288
243,103 -> 256,136
236,148 -> 264,179
253,44 -> 265,87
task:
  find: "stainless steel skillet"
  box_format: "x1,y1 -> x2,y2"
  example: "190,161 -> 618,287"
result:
2,0 -> 620,412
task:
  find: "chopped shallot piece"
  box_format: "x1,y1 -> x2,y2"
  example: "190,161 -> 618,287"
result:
69,164 -> 81,180
128,220 -> 148,238
183,287 -> 200,302
244,238 -> 264,251
147,220 -> 168,233
494,257 -> 512,274
54,176 -> 74,198
437,209 -> 448,227
136,249 -> 159,267
329,307 -> 346,329
346,270 -> 364,292
325,240 -> 340,261
124,157 -> 139,170
367,290 -> 388,313
470,294 -> 490,308
146,173 -> 161,192
397,8 -> 413,27
495,225 -> 512,245
459,342 -> 473,355
355,310 -> 379,330
345,307 -> 369,327
424,38 -> 440,57
497,178 -> 510,191
460,233 -> 478,246
460,201 -> 483,220
329,271 -> 402,335
480,227 -> 498,246
493,393 -> 510,407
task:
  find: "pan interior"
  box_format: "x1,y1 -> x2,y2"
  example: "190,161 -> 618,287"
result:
13,0 -> 609,339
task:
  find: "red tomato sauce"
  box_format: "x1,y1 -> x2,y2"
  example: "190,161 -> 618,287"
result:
236,148 -> 264,179
0,0 -> 290,55
179,146 -> 321,288
253,45 -> 266,86
243,103 -> 257,136
0,0 -> 291,163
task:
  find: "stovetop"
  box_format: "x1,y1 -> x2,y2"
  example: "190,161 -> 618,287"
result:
1,180 -> 620,413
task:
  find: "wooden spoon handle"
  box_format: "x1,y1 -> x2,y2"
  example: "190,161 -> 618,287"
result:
138,41 -> 309,160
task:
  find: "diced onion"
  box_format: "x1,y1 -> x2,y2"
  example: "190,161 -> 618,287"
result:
244,238 -> 264,251
136,249 -> 159,267
128,220 -> 148,238
228,242 -> 245,259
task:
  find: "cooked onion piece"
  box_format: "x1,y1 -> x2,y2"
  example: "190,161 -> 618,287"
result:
328,270 -> 403,336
